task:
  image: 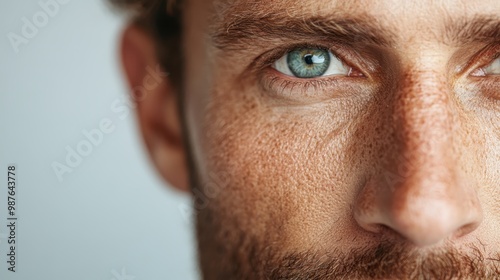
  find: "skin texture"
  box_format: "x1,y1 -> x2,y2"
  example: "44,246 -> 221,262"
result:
121,0 -> 500,278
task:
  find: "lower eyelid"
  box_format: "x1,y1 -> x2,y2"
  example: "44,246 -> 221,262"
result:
260,66 -> 370,102
463,75 -> 500,104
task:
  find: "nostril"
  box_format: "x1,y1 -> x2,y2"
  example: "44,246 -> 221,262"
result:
365,223 -> 408,240
353,207 -> 405,240
453,219 -> 482,239
353,205 -> 385,233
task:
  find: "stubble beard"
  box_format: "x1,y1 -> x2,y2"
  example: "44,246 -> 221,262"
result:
193,188 -> 500,280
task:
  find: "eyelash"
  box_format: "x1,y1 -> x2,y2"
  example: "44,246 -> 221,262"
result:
256,43 -> 367,97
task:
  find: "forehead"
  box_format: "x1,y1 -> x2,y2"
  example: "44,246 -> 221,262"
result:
203,0 -> 500,46
212,0 -> 500,17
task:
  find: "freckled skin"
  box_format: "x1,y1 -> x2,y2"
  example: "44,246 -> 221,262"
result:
173,0 -> 500,278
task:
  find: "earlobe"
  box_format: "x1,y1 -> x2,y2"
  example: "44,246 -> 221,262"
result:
120,24 -> 189,192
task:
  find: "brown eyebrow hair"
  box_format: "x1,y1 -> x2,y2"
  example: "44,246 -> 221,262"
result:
211,13 -> 395,51
445,15 -> 500,45
211,12 -> 500,51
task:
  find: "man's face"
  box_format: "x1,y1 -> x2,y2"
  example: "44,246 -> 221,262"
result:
178,0 -> 500,278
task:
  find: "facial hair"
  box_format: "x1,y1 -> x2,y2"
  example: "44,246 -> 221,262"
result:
193,194 -> 500,280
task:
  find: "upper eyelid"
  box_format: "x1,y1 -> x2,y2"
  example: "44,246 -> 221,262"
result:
459,43 -> 500,76
476,46 -> 500,67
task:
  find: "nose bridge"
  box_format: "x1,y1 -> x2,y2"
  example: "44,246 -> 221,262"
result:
390,68 -> 460,223
385,66 -> 456,193
394,68 -> 452,166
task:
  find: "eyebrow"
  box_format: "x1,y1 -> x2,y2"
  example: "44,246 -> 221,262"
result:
445,16 -> 500,45
211,13 -> 395,51
211,12 -> 500,51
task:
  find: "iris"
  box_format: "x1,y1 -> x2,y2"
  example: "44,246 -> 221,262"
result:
287,48 -> 331,78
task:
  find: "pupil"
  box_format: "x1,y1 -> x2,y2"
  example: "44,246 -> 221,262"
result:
304,54 -> 314,65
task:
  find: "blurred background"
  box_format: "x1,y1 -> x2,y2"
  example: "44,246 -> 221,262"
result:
0,1 -> 197,279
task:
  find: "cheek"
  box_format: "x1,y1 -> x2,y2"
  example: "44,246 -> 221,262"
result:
189,80 -> 385,247
471,106 -> 500,219
455,83 -> 500,193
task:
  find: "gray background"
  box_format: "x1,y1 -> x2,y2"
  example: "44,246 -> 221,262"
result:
0,1 -> 197,279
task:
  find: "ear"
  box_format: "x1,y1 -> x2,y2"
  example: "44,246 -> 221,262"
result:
120,24 -> 188,192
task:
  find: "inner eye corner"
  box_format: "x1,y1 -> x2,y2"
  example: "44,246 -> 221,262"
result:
348,67 -> 365,77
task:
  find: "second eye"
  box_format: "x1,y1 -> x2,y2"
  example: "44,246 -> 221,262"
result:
272,48 -> 350,79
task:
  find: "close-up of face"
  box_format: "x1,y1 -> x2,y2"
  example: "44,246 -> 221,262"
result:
118,0 -> 500,278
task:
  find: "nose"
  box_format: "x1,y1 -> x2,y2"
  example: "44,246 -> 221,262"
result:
353,70 -> 483,247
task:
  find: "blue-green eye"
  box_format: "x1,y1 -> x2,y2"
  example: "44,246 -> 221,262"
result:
272,48 -> 349,78
483,56 -> 500,75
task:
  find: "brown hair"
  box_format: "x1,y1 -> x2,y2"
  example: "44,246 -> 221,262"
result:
110,0 -> 183,83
